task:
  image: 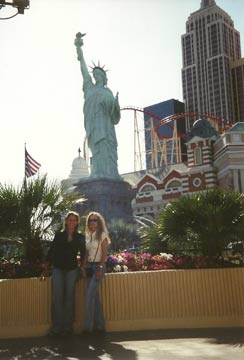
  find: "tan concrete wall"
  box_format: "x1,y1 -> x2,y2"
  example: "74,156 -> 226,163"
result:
0,268 -> 243,338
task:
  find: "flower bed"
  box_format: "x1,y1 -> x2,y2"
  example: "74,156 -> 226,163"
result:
0,252 -> 243,279
106,252 -> 244,273
0,258 -> 43,279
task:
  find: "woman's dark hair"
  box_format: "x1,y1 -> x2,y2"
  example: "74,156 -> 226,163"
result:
63,211 -> 80,232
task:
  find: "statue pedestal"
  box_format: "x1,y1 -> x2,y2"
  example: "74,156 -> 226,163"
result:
74,178 -> 135,223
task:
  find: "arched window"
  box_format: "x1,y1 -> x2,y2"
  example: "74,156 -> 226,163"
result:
166,180 -> 181,188
194,147 -> 202,165
165,179 -> 182,194
140,184 -> 155,192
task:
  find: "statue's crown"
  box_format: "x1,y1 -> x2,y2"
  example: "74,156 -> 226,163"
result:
90,61 -> 108,76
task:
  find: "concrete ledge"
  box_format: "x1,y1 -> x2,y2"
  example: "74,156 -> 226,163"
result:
0,268 -> 244,338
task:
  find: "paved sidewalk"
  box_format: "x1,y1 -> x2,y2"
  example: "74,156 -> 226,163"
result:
0,328 -> 243,360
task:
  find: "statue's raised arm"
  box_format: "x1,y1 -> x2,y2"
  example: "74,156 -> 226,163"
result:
74,32 -> 91,82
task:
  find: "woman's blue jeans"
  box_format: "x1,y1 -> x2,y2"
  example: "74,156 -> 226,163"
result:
51,267 -> 78,333
84,263 -> 106,332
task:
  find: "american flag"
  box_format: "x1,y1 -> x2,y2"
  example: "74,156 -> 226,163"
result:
25,148 -> 41,178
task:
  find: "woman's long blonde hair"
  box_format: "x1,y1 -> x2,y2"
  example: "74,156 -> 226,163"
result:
85,211 -> 110,243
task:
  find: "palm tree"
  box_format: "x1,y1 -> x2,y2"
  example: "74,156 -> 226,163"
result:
140,222 -> 168,255
108,219 -> 140,252
0,183 -> 21,237
0,175 -> 80,261
141,189 -> 244,257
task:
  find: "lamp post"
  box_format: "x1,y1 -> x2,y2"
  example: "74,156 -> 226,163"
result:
0,0 -> 29,19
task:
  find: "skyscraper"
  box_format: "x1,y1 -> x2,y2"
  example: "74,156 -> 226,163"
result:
182,0 -> 243,128
231,58 -> 244,123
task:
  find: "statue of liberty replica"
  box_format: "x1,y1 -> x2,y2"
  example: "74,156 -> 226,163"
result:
74,33 -> 133,221
74,32 -> 121,179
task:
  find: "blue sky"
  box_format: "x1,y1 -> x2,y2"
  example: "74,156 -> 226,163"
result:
0,0 -> 243,185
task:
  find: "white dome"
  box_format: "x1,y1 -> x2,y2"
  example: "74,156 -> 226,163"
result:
69,155 -> 89,183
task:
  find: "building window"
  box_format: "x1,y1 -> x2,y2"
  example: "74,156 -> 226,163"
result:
194,147 -> 202,165
166,180 -> 181,188
165,179 -> 182,194
140,184 -> 155,192
232,134 -> 241,142
193,177 -> 202,188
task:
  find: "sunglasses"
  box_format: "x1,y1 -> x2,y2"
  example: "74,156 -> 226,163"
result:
88,218 -> 98,223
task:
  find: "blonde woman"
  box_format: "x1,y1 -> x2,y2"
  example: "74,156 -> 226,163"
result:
81,211 -> 110,334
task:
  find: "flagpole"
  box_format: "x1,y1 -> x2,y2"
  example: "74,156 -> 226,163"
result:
24,143 -> 27,187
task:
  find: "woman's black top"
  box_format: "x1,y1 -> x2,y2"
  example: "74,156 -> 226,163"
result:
46,231 -> 86,271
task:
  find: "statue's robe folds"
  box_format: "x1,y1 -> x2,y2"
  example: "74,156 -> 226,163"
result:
83,76 -> 121,179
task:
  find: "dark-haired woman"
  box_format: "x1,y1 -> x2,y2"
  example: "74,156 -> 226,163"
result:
44,211 -> 85,336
